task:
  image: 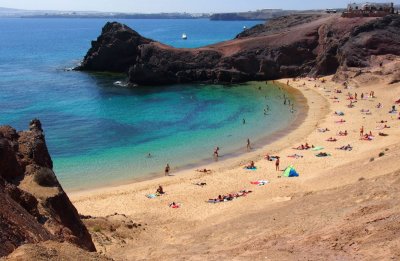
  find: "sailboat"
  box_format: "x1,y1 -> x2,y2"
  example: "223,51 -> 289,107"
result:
182,33 -> 187,40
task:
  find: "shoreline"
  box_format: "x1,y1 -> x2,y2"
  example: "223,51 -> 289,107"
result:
70,70 -> 400,259
69,79 -> 327,197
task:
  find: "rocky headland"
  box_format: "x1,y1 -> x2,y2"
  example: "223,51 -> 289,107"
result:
0,120 -> 96,258
77,14 -> 400,86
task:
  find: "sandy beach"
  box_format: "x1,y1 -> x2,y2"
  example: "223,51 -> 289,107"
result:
69,59 -> 400,260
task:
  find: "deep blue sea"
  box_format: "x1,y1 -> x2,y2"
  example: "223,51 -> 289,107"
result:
0,18 -> 297,190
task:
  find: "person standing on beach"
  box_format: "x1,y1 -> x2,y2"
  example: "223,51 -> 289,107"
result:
213,147 -> 220,160
275,157 -> 280,171
247,139 -> 251,151
165,164 -> 170,176
360,126 -> 364,137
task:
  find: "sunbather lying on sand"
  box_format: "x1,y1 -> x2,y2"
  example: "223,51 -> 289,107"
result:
336,144 -> 353,151
326,137 -> 337,142
318,128 -> 330,133
376,124 -> 390,130
338,130 -> 348,136
169,202 -> 181,208
335,119 -> 346,123
379,132 -> 389,136
316,152 -> 330,157
196,168 -> 211,173
287,154 -> 303,159
194,182 -> 207,186
361,134 -> 373,141
250,180 -> 269,186
245,161 -> 256,169
208,190 -> 253,203
294,143 -> 313,150
264,154 -> 278,161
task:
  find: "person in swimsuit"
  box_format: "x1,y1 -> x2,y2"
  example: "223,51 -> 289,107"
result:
165,164 -> 170,176
213,147 -> 220,159
275,157 -> 280,171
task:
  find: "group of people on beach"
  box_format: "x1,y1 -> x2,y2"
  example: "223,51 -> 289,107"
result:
152,79 -> 400,209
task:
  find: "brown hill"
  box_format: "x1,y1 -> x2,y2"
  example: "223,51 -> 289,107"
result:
77,14 -> 400,85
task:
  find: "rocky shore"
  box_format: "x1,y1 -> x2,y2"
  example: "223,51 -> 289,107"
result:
77,14 -> 400,85
0,120 -> 96,257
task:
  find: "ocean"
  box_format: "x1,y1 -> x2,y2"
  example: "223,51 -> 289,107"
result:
0,18 -> 298,190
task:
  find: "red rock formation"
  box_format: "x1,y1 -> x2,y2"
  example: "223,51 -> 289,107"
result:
0,120 -> 96,257
77,14 -> 400,85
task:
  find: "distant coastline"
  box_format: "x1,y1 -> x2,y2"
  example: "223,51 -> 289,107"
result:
0,7 -> 323,20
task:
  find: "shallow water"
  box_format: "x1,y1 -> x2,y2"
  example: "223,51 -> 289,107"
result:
0,18 -> 297,190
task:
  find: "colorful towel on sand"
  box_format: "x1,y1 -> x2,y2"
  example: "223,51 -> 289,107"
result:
311,146 -> 324,151
251,180 -> 269,186
146,193 -> 163,199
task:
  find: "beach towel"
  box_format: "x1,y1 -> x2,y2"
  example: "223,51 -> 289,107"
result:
146,194 -> 158,199
169,203 -> 181,208
250,180 -> 269,186
335,111 -> 344,116
311,146 -> 324,151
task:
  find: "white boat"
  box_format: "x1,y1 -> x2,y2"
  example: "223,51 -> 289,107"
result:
182,33 -> 187,40
243,26 -> 247,30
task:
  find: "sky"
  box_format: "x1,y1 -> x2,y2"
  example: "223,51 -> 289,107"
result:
0,0 -> 399,13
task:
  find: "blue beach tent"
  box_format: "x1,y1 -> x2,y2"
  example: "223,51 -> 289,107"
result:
283,166 -> 299,177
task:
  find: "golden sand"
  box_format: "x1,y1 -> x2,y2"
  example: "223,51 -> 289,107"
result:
69,62 -> 400,259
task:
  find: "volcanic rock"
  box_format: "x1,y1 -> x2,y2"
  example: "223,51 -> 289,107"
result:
0,120 -> 96,257
77,14 -> 400,85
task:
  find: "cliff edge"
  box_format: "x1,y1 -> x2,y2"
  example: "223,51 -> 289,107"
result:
77,14 -> 400,85
0,120 -> 96,257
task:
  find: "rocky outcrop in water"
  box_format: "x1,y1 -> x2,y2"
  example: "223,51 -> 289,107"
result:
0,120 -> 96,257
77,14 -> 400,85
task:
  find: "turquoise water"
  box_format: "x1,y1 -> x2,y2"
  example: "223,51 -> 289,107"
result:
0,18 -> 297,190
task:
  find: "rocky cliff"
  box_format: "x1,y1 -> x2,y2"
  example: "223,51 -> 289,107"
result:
0,120 -> 96,257
77,14 -> 400,85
